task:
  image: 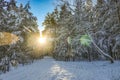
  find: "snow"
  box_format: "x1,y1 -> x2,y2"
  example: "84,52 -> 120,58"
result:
0,57 -> 120,80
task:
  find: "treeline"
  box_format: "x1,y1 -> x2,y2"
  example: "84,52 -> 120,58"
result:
42,0 -> 120,63
0,0 -> 41,73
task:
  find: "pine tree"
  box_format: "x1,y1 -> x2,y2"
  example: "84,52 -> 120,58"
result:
0,0 -> 40,72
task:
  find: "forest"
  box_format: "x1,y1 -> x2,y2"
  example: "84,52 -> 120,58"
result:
42,0 -> 120,63
0,0 -> 120,75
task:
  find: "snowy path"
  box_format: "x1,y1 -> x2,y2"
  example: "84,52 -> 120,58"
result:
0,57 -> 120,80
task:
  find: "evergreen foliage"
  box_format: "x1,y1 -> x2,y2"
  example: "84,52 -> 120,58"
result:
43,0 -> 120,62
0,0 -> 40,73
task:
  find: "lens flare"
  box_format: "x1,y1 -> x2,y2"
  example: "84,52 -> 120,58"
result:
0,32 -> 19,46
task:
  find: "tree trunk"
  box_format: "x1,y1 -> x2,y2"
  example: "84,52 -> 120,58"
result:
87,32 -> 114,63
87,48 -> 92,62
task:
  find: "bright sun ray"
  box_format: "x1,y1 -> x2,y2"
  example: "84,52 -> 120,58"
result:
39,37 -> 46,44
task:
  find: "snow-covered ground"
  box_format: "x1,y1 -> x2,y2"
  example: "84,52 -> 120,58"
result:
0,57 -> 120,80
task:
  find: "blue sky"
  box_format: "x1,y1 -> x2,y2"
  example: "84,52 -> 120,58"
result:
17,0 -> 55,31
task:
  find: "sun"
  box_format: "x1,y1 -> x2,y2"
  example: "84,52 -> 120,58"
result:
39,37 -> 46,44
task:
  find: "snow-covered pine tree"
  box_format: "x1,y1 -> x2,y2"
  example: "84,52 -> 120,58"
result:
0,0 -> 40,72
